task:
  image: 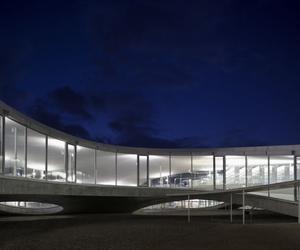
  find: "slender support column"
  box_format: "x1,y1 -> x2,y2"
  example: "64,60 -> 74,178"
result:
245,155 -> 248,187
1,116 -> 5,174
169,154 -> 171,188
213,155 -> 216,190
74,145 -> 77,183
137,155 -> 140,186
115,151 -> 118,186
242,189 -> 245,225
230,193 -> 233,223
267,155 -> 270,197
191,153 -> 193,189
187,194 -> 190,223
223,156 -> 226,190
24,127 -> 27,177
146,155 -> 149,187
294,154 -> 297,201
45,136 -> 48,181
94,149 -> 97,184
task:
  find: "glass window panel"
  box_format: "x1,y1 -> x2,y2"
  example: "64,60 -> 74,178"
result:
139,156 -> 148,187
0,115 -> 2,173
47,137 -> 66,182
117,153 -> 137,186
76,146 -> 95,184
247,156 -> 268,186
27,129 -> 46,180
67,144 -> 75,182
270,188 -> 295,201
297,157 -> 300,180
226,155 -> 245,189
170,156 -> 191,188
149,155 -> 170,187
4,118 -> 25,176
215,157 -> 223,189
270,155 -> 294,184
192,156 -> 213,190
96,150 -> 116,185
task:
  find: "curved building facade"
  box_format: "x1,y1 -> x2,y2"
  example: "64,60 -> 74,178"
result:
0,100 -> 300,215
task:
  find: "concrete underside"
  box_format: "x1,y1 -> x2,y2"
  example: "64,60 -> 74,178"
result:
0,176 -> 298,216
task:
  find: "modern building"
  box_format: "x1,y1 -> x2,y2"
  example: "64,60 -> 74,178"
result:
0,100 -> 300,218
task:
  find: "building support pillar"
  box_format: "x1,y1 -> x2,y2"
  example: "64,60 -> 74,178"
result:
242,189 -> 245,225
187,194 -> 190,223
230,193 -> 233,223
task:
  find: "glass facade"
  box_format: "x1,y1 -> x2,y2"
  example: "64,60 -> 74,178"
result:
149,155 -> 170,187
117,153 -> 137,186
76,146 -> 95,184
215,157 -> 224,189
226,155 -> 246,189
67,144 -> 75,182
297,156 -> 300,180
139,155 -> 148,186
192,155 -> 213,190
96,150 -> 116,185
0,110 -> 299,205
0,115 -> 2,173
4,118 -> 26,176
47,137 -> 66,182
27,129 -> 46,179
269,155 -> 294,201
270,155 -> 294,184
247,156 -> 268,186
170,156 -> 191,188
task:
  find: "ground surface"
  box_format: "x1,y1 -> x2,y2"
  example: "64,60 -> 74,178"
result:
0,214 -> 299,250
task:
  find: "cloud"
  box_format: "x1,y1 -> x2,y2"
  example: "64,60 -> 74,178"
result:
28,98 -> 91,139
49,85 -> 94,120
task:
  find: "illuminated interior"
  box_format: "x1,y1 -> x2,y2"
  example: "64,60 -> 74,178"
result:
0,107 -> 299,204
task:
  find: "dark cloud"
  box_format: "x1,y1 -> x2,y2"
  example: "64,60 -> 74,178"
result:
49,86 -> 93,120
28,98 -> 91,139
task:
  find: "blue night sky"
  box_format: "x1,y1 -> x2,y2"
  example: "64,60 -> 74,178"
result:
1,0 -> 300,148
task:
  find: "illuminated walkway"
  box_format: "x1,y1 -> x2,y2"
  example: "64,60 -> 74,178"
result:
0,100 -> 300,217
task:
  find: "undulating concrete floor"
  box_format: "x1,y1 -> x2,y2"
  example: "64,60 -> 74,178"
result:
0,214 -> 299,250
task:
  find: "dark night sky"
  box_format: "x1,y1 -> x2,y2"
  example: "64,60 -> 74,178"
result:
1,0 -> 300,148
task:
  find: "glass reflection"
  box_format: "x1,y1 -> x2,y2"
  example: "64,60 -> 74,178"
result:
270,155 -> 294,184
297,157 -> 300,180
215,157 -> 224,189
27,129 -> 46,179
149,155 -> 170,187
117,153 -> 137,186
192,156 -> 213,190
226,155 -> 245,189
76,146 -> 95,184
96,150 -> 116,185
170,156 -> 191,188
4,118 -> 25,176
139,155 -> 148,186
47,137 -> 66,182
0,115 -> 2,173
247,156 -> 268,186
67,144 -> 75,182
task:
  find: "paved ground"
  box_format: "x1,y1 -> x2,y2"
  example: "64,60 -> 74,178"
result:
0,214 -> 299,250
